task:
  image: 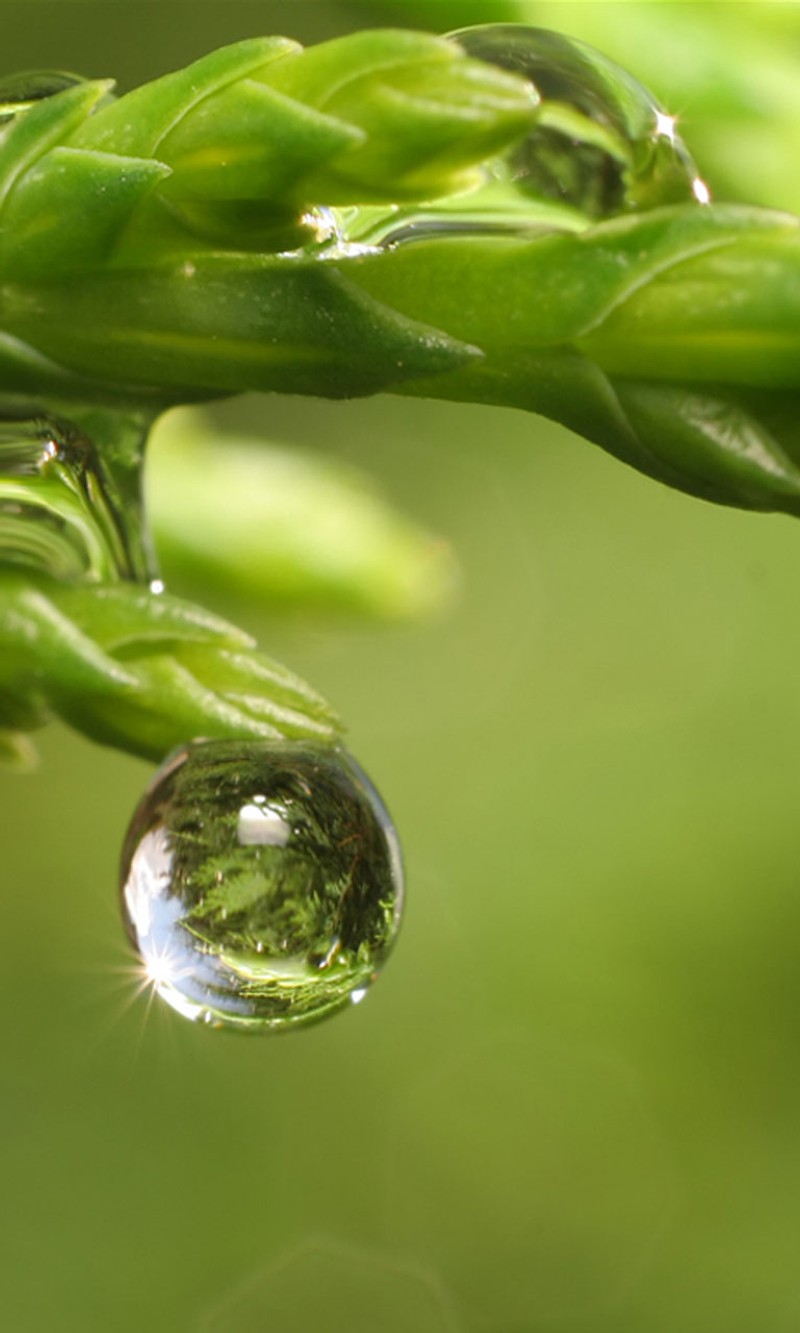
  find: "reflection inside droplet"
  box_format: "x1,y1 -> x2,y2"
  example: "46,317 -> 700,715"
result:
343,24 -> 708,248
0,412 -> 144,581
121,739 -> 404,1032
453,25 -> 709,219
237,798 -> 292,847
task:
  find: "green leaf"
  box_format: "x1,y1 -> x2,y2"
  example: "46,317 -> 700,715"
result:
147,409 -> 458,620
65,37 -> 300,159
259,28 -> 538,202
0,573 -> 340,762
0,258 -> 481,402
0,77 -> 111,209
0,147 -> 169,280
343,205 -> 800,512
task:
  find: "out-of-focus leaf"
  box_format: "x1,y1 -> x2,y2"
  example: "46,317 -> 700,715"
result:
146,408 -> 459,621
0,727 -> 37,770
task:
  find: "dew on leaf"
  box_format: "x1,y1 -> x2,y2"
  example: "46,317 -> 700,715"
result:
349,24 -> 709,248
120,739 -> 404,1032
453,24 -> 710,218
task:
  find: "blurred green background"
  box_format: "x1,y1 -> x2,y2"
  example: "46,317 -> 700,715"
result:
3,2 -> 800,1330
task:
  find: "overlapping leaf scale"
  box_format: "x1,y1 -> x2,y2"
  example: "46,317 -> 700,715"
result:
0,574 -> 340,763
0,31 -> 537,404
345,205 -> 800,513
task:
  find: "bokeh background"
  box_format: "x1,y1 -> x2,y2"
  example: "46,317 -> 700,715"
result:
2,3 -> 800,1330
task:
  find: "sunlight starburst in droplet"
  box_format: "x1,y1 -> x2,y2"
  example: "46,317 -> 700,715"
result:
141,941 -> 185,990
120,740 -> 404,1032
136,937 -> 203,1022
654,109 -> 678,144
68,941 -> 184,1069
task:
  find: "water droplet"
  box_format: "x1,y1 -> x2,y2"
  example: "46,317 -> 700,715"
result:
120,739 -> 404,1032
452,25 -> 709,219
347,25 -> 709,249
0,70 -> 85,124
0,411 -> 146,581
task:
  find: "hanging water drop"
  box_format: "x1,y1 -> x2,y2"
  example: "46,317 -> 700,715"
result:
120,739 -> 404,1032
453,25 -> 709,218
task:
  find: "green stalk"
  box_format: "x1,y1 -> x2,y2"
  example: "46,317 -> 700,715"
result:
0,25 -> 798,762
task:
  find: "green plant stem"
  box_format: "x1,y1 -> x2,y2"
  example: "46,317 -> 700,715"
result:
1,25 -> 799,764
